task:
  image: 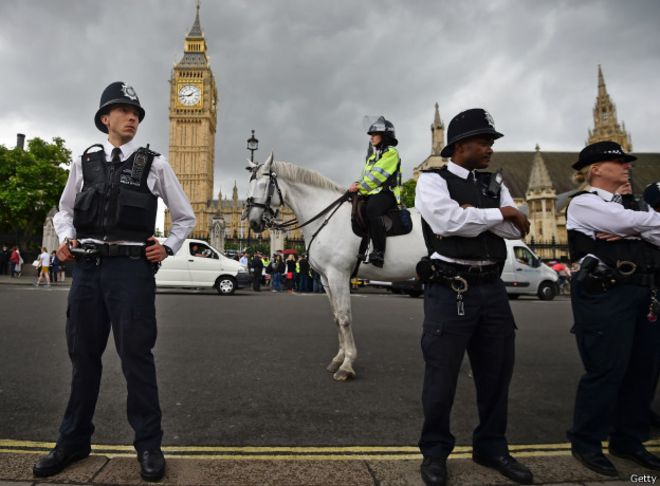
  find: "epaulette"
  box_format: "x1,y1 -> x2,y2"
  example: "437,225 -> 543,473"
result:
138,144 -> 160,157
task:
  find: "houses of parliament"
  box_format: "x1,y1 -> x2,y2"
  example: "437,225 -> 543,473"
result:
163,6 -> 659,258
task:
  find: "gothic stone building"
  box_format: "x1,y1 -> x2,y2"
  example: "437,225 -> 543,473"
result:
414,66 -> 660,260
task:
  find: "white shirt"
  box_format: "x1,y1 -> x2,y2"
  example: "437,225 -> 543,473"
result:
39,252 -> 50,267
53,139 -> 196,253
567,186 -> 660,247
415,161 -> 522,264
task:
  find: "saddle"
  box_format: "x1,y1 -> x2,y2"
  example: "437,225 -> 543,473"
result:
350,195 -> 413,238
349,195 -> 413,274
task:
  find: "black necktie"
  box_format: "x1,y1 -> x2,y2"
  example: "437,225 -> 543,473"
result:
467,171 -> 476,184
612,194 -> 623,205
111,147 -> 121,163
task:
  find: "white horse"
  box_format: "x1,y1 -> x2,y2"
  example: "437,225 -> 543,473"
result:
244,154 -> 427,381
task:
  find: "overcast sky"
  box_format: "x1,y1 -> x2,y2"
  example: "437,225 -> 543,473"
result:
1,0 -> 658,203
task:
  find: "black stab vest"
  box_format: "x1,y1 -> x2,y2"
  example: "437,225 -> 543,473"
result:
421,167 -> 507,262
567,191 -> 657,271
73,144 -> 158,242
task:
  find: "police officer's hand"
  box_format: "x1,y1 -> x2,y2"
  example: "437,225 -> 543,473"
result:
595,231 -> 628,241
348,183 -> 360,193
145,236 -> 167,263
500,206 -> 530,237
56,239 -> 78,262
615,182 -> 632,195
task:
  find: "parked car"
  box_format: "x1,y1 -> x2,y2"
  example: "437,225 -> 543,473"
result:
156,238 -> 252,295
501,239 -> 559,300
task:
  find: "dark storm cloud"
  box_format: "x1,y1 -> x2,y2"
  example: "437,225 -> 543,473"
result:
1,0 -> 658,208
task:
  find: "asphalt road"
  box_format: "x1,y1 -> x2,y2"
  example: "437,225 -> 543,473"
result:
1,285 -> 658,449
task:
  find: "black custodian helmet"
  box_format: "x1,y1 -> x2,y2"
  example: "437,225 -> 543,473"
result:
441,108 -> 503,158
571,141 -> 636,171
94,81 -> 145,133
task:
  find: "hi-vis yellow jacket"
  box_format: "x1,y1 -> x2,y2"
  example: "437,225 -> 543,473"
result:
357,146 -> 401,203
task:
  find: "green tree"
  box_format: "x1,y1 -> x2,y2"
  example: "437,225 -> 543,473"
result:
400,178 -> 417,208
0,137 -> 71,246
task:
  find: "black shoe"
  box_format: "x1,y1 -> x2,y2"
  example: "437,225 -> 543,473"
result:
473,453 -> 533,484
420,456 -> 447,486
33,445 -> 91,477
368,251 -> 384,268
571,450 -> 618,477
138,449 -> 166,482
609,446 -> 660,471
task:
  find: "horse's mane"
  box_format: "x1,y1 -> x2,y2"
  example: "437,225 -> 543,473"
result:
265,160 -> 344,193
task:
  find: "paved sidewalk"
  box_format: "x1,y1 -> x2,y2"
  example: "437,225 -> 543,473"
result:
0,274 -> 70,288
0,440 -> 658,486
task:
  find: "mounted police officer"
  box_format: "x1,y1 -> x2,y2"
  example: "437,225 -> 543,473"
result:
348,116 -> 402,268
567,141 -> 660,476
415,108 -> 533,486
33,82 -> 195,481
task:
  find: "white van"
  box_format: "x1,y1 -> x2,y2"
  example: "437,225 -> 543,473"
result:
156,238 -> 251,295
501,239 -> 559,300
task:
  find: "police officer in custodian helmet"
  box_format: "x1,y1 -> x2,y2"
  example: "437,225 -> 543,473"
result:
566,141 -> 660,476
415,109 -> 533,486
33,82 -> 195,481
348,116 -> 402,268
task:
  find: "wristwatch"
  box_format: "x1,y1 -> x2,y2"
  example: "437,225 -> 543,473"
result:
163,245 -> 174,256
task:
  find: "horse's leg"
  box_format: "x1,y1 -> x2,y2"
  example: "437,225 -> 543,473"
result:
322,274 -> 345,374
325,273 -> 356,381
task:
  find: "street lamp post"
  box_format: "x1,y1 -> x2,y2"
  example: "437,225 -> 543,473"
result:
247,129 -> 259,162
246,130 -> 259,250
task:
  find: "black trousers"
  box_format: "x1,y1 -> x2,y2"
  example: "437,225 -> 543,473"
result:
365,191 -> 397,253
419,279 -> 516,459
57,257 -> 162,453
568,281 -> 660,454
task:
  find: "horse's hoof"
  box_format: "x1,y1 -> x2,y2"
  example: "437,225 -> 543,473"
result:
326,361 -> 342,373
333,368 -> 356,381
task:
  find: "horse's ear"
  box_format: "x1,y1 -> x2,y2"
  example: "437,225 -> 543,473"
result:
245,159 -> 257,171
264,152 -> 274,170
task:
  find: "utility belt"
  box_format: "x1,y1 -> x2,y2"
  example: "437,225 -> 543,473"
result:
576,255 -> 654,293
416,257 -> 501,317
416,257 -> 501,286
71,242 -> 146,259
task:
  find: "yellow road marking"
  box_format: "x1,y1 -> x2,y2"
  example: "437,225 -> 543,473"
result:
1,439 -> 657,461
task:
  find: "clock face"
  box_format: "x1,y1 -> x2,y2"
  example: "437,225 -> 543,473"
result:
178,85 -> 201,106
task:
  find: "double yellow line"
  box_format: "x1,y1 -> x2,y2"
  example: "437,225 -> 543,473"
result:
1,439 -> 658,461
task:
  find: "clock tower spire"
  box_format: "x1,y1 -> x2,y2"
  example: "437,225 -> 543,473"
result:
165,1 -> 219,239
587,64 -> 631,151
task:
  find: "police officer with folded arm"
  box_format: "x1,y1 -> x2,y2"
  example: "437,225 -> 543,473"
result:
566,141 -> 660,477
33,82 -> 195,481
415,109 -> 533,486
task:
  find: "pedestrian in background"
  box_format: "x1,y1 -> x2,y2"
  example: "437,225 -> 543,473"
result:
9,246 -> 22,278
50,251 -> 61,284
250,252 -> 264,291
285,254 -> 296,293
298,254 -> 310,293
0,245 -> 9,276
33,247 -> 51,288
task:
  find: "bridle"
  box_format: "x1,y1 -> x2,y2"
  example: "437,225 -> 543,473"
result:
243,165 -> 285,228
242,162 -> 350,253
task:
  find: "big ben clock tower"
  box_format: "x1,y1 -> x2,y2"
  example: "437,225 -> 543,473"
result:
165,2 -> 218,238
